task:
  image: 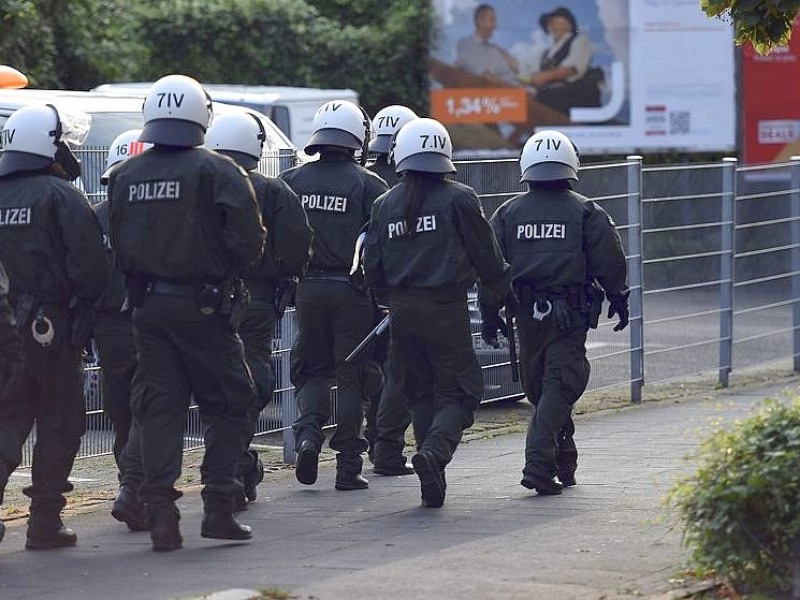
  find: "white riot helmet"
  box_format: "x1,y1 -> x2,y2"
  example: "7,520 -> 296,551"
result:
0,103 -> 89,179
520,130 -> 580,183
205,112 -> 267,171
141,74 -> 213,147
392,118 -> 455,175
369,105 -> 418,154
101,129 -> 151,184
304,100 -> 368,155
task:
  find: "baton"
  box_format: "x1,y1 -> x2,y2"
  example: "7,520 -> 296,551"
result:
506,313 -> 519,383
345,314 -> 391,363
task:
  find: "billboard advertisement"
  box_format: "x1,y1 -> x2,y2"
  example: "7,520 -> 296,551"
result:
430,0 -> 736,156
741,19 -> 800,164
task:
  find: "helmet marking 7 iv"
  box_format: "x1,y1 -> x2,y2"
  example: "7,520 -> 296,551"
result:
141,74 -> 213,147
369,105 -> 418,155
304,100 -> 367,156
392,118 -> 455,175
519,130 -> 580,183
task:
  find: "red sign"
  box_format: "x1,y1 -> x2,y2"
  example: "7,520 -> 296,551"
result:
742,20 -> 800,164
430,88 -> 527,124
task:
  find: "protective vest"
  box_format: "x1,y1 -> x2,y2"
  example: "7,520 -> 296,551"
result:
367,178 -> 499,291
110,146 -> 261,282
280,155 -> 387,275
492,187 -> 626,295
0,173 -> 107,305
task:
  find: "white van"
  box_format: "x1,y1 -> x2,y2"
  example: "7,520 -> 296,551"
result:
93,83 -> 359,149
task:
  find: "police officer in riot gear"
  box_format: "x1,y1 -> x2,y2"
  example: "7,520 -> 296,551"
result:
280,100 -> 388,491
205,112 -> 312,510
109,74 -> 265,551
481,130 -> 628,495
368,105 -> 418,187
93,129 -> 152,532
362,105 -> 419,475
363,118 -> 510,508
0,103 -> 108,549
0,259 -> 22,544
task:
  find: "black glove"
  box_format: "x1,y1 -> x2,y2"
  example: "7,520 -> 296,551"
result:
480,304 -> 509,349
275,277 -> 298,320
607,292 -> 630,332
552,297 -> 581,332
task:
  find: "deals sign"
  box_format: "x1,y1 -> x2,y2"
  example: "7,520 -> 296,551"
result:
741,19 -> 800,164
429,0 -> 736,156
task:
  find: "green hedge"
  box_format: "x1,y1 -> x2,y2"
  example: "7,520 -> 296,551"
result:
668,397 -> 800,595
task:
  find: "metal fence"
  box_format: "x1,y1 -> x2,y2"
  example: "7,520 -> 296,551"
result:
19,156 -> 800,466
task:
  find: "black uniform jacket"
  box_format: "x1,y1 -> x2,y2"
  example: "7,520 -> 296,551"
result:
367,156 -> 398,188
280,155 -> 388,275
246,172 -> 313,296
109,146 -> 265,282
363,178 -> 509,300
92,200 -> 127,313
489,187 -> 627,295
0,172 -> 107,306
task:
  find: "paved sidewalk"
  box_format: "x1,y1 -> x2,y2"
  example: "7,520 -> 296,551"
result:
0,378 -> 797,600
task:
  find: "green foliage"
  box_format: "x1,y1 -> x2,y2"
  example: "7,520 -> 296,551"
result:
131,0 -> 432,116
668,397 -> 800,594
702,0 -> 800,54
0,0 -> 58,87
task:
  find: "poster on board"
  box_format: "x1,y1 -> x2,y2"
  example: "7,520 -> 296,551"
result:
429,0 -> 736,156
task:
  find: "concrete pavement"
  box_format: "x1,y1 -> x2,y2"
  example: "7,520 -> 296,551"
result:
0,377 -> 797,600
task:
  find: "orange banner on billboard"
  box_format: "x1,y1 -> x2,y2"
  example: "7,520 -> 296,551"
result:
431,88 -> 527,124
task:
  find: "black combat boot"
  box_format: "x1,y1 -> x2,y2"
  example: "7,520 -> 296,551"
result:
25,517 -> 77,550
148,505 -> 182,552
295,440 -> 319,485
558,471 -> 577,488
111,485 -> 148,531
520,473 -> 564,495
201,512 -> 252,540
373,457 -> 415,476
412,451 -> 445,508
335,472 -> 369,491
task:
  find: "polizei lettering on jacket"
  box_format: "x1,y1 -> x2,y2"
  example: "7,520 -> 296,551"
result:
516,222 -> 567,240
301,194 -> 348,213
0,207 -> 32,227
128,180 -> 181,203
387,214 -> 437,239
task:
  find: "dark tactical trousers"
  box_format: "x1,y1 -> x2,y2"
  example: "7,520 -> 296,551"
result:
290,279 -> 372,476
132,293 -> 254,513
0,313 -> 85,527
94,312 -> 137,470
373,348 -> 413,466
388,289 -> 480,469
517,315 -> 589,481
236,299 -> 277,476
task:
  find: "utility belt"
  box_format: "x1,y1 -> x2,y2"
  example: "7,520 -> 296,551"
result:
303,267 -> 350,284
514,283 -> 587,313
13,294 -> 95,348
146,278 -> 250,323
514,280 -> 604,329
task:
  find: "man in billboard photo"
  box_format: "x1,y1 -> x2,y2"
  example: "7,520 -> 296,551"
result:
455,3 -> 519,86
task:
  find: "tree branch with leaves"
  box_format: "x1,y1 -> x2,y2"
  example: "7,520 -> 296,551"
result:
702,0 -> 800,54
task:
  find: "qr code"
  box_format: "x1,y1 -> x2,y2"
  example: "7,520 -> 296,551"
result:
670,111 -> 690,135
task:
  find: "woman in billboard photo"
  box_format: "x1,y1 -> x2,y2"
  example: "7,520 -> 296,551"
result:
520,7 -> 603,116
